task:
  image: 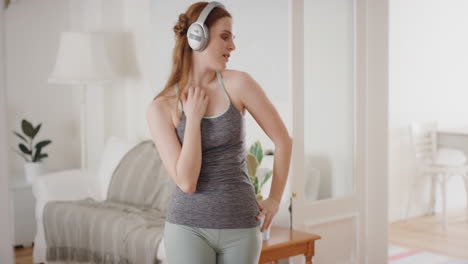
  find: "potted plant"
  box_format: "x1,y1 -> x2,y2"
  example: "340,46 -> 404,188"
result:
246,140 -> 274,240
13,119 -> 52,184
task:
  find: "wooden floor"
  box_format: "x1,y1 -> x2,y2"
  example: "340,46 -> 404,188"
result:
14,246 -> 34,264
389,208 -> 468,260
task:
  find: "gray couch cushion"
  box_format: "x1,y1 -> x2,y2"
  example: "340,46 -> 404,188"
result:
44,198 -> 166,264
107,140 -> 174,215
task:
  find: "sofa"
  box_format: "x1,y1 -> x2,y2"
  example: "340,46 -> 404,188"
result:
32,137 -> 174,264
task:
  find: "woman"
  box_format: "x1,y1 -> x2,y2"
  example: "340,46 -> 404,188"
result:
146,2 -> 292,263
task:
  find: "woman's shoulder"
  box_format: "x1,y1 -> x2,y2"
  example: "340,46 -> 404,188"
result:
146,91 -> 178,124
220,69 -> 257,94
219,70 -> 259,115
221,69 -> 254,84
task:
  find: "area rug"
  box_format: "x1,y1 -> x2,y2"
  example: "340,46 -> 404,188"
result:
389,244 -> 468,263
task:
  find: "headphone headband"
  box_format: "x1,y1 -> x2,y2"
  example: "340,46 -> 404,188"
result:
197,1 -> 225,24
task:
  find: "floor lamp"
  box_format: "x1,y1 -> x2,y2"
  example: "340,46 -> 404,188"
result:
48,32 -> 114,175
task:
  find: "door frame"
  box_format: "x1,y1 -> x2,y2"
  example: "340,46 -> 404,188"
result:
290,0 -> 388,263
0,1 -> 15,262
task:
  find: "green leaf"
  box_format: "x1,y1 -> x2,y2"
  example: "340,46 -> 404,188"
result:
260,170 -> 272,189
34,153 -> 48,162
19,143 -> 31,155
253,176 -> 259,194
32,123 -> 42,139
33,148 -> 41,162
21,119 -> 34,138
249,141 -> 259,156
35,140 -> 51,150
249,140 -> 264,165
13,131 -> 28,143
246,153 -> 258,178
18,143 -> 32,155
256,194 -> 263,200
38,153 -> 48,160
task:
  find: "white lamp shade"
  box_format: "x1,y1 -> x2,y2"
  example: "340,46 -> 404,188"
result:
49,32 -> 115,85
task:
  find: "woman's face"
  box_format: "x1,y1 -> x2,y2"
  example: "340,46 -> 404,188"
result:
198,17 -> 236,71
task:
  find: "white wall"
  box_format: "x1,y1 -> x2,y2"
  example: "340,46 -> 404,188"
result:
5,0 -> 132,179
1,1 -> 15,263
389,0 -> 468,221
5,0 -> 76,180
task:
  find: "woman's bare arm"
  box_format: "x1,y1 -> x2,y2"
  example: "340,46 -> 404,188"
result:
238,71 -> 293,202
235,70 -> 293,231
146,98 -> 202,193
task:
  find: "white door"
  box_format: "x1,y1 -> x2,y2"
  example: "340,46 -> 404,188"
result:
290,0 -> 388,263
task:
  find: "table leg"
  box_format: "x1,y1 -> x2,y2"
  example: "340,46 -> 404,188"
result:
305,241 -> 314,264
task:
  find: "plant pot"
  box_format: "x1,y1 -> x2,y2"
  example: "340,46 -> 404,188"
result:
259,216 -> 271,240
24,161 -> 45,184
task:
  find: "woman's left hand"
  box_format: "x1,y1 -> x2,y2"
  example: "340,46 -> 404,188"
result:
256,197 -> 280,232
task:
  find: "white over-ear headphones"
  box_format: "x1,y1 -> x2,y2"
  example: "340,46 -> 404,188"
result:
187,1 -> 225,51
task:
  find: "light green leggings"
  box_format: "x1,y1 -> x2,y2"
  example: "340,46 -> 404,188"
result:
163,221 -> 262,264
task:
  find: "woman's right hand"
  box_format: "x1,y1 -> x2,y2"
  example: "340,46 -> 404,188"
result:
180,86 -> 209,121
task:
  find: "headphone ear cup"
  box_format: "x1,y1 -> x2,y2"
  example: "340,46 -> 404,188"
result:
199,24 -> 209,51
187,23 -> 206,51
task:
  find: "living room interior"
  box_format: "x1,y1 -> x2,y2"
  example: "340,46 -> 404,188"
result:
2,0 -> 466,264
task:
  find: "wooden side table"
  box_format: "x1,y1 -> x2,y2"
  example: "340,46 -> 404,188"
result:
260,226 -> 321,264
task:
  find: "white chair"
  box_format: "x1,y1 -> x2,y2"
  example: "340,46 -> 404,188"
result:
406,121 -> 468,228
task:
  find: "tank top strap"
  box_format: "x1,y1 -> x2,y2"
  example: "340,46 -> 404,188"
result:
216,71 -> 231,104
174,83 -> 183,112
175,72 -> 229,113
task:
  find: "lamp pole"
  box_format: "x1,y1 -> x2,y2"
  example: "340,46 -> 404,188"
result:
80,84 -> 87,173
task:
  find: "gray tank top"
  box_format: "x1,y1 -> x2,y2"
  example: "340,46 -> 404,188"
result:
166,71 -> 261,229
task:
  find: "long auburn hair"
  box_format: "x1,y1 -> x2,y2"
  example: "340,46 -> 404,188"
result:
153,2 -> 231,111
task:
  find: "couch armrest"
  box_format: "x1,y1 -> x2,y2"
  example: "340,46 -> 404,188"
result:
32,169 -> 93,202
32,169 -> 95,264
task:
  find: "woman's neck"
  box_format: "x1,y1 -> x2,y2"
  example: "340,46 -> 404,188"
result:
189,62 -> 217,88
